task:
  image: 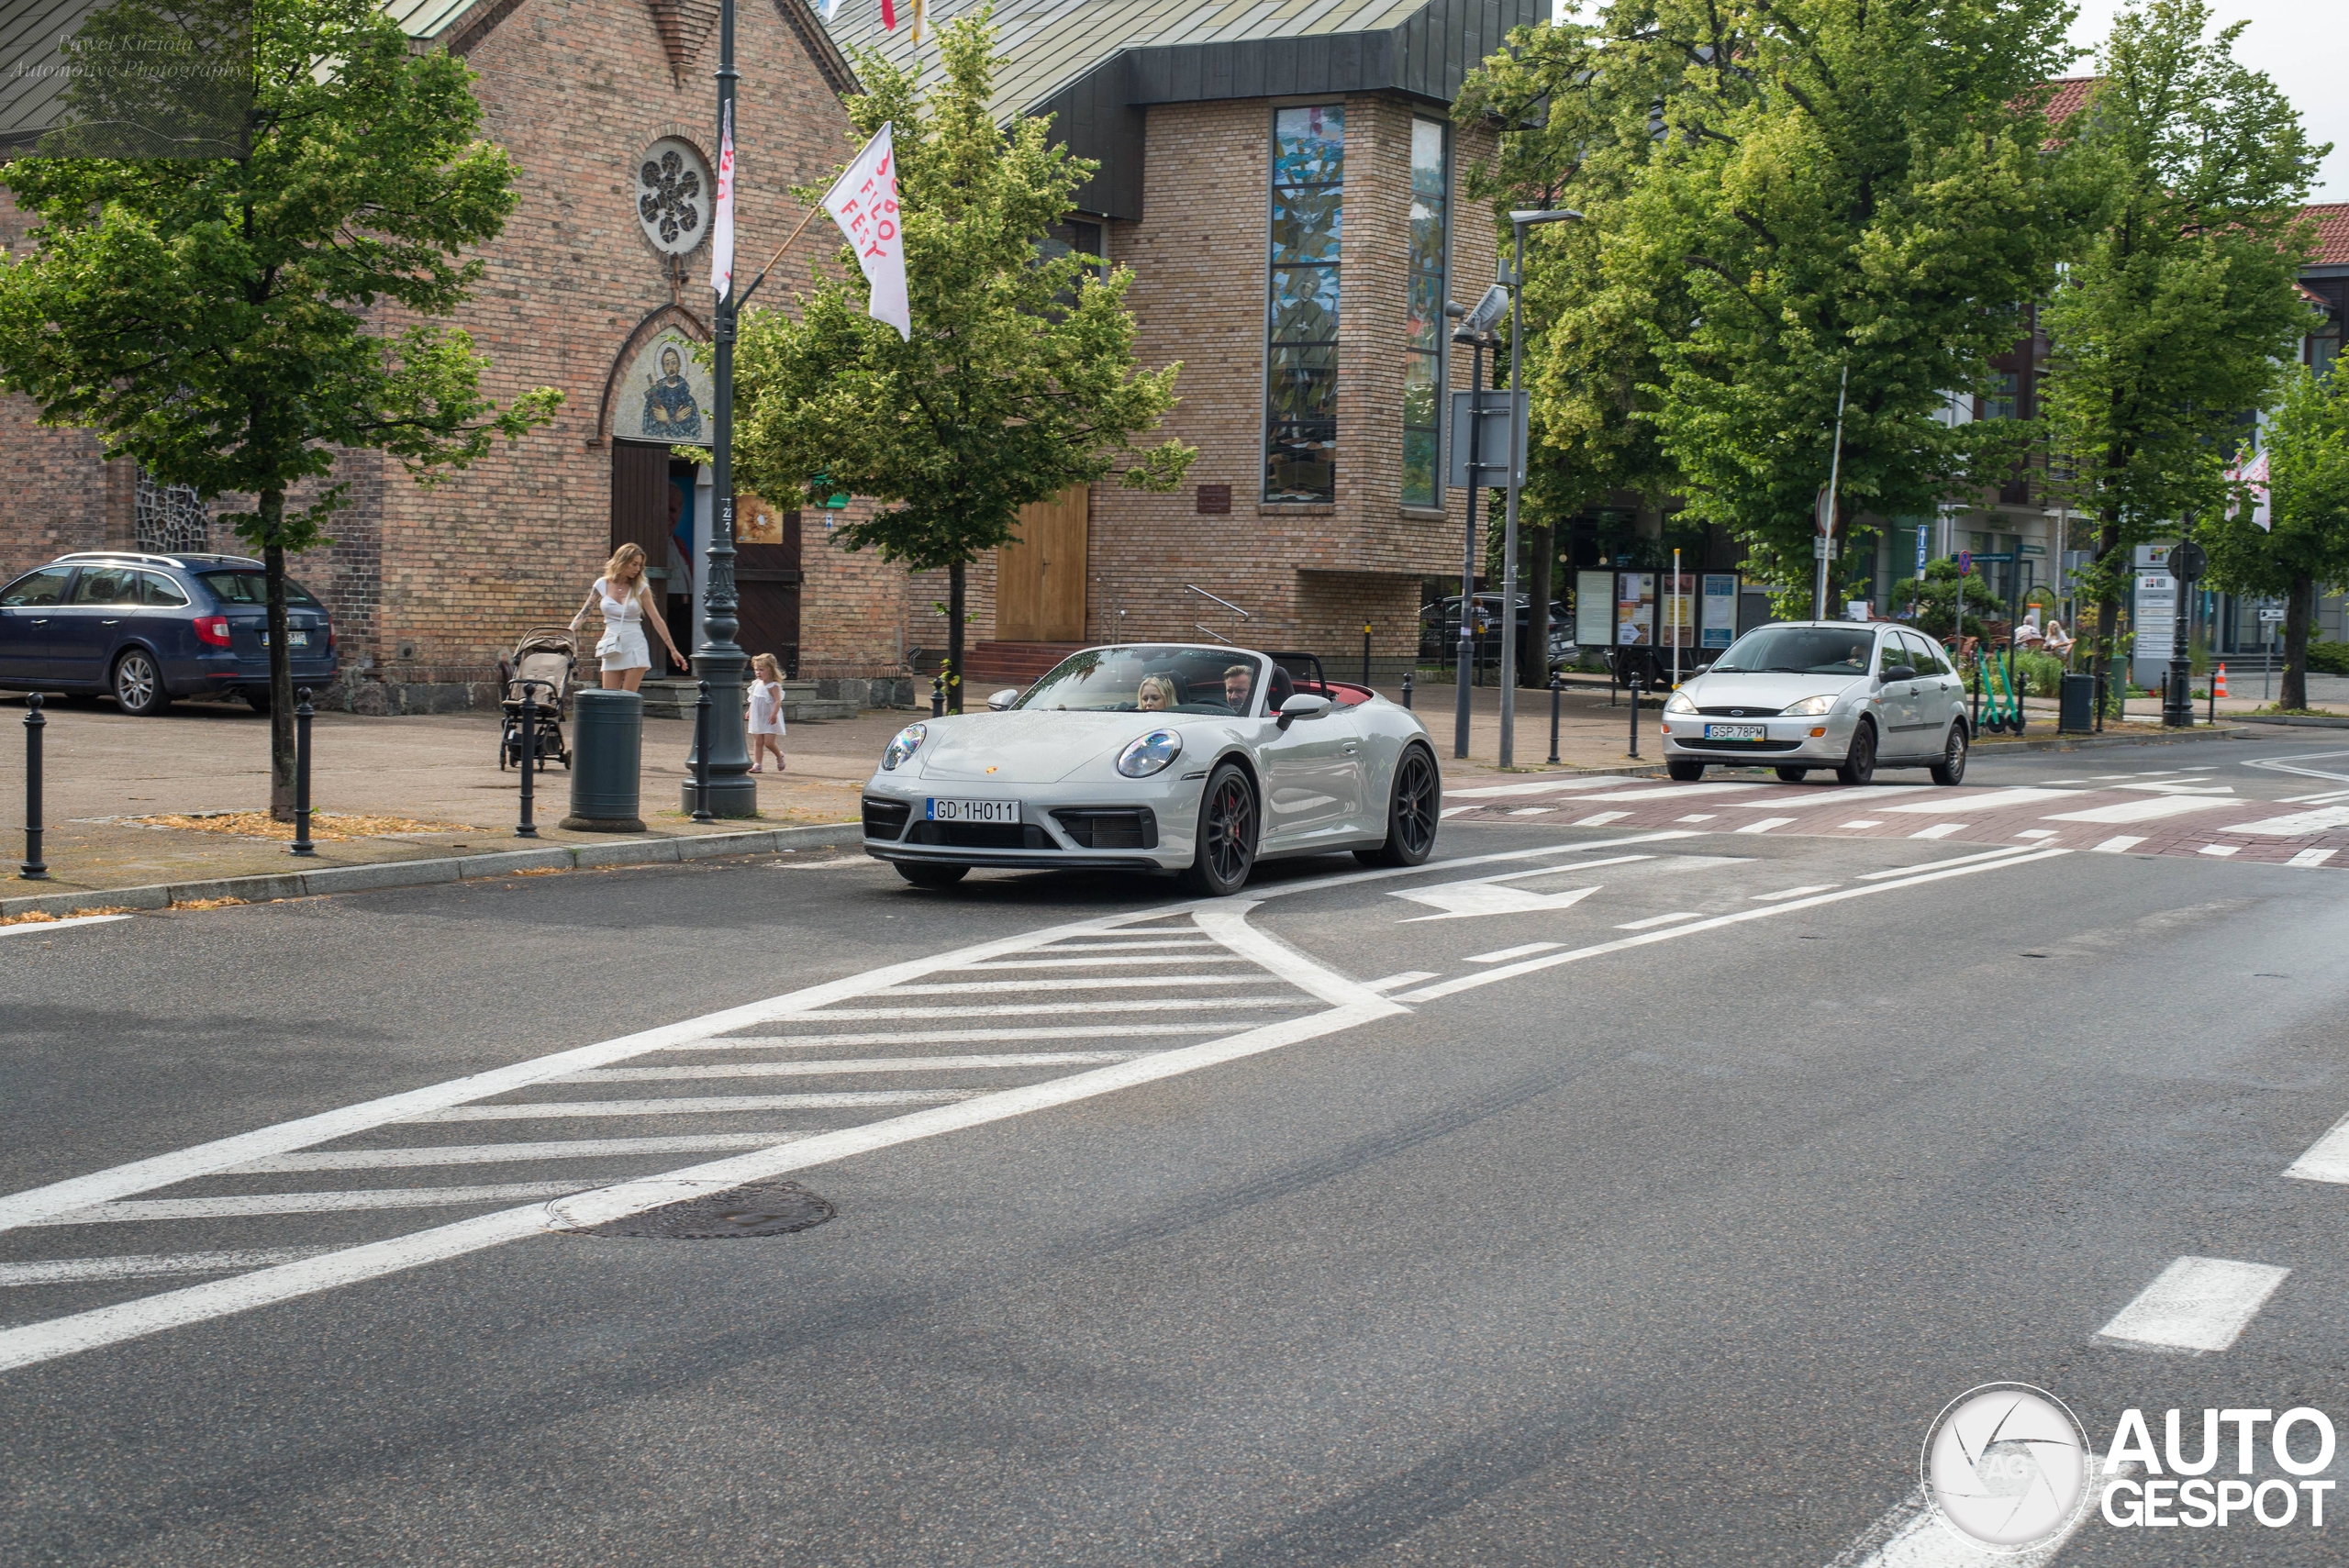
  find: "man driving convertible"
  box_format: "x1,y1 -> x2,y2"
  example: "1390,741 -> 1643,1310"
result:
1223,664 -> 1253,715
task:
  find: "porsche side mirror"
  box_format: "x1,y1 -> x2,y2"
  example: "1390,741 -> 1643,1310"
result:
1276,694 -> 1333,729
986,688 -> 1020,711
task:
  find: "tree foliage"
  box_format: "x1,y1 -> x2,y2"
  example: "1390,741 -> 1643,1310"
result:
1889,556 -> 2007,642
733,8 -> 1195,706
0,0 -> 559,810
1459,0 -> 2085,584
2199,365 -> 2349,709
2038,0 -> 2323,692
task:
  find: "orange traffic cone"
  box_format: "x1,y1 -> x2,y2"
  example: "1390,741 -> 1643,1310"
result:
2214,663 -> 2229,698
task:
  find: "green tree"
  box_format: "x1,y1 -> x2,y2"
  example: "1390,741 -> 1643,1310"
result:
2200,366 -> 2349,710
1462,1 -> 2085,598
1889,557 -> 2005,642
734,8 -> 1194,711
0,0 -> 560,817
2039,0 -> 2324,708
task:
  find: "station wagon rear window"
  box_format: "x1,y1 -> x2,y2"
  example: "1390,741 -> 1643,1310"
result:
199,572 -> 321,608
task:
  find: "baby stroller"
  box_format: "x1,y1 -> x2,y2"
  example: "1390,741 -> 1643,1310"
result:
497,626 -> 575,772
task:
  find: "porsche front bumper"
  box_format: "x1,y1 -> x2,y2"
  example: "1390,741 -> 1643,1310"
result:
860,773 -> 1201,873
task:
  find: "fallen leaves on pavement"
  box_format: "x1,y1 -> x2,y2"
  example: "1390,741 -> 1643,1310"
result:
134,811 -> 473,842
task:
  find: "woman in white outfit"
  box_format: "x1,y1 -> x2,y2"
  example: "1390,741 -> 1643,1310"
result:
570,543 -> 685,692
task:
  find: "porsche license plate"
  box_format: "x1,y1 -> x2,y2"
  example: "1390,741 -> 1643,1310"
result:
926,797 -> 1019,825
1703,723 -> 1765,741
260,630 -> 310,649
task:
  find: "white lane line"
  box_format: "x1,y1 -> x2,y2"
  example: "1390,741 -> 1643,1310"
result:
2117,781 -> 2233,795
2284,1114 -> 2349,1184
2218,806 -> 2349,836
1363,972 -> 1439,993
0,998 -> 1407,1373
2288,848 -> 2338,867
1395,850 -> 2069,1004
770,996 -> 1300,1021
1752,884 -> 1836,902
0,1250 -> 340,1286
223,1134 -> 806,1173
1190,900 -> 1407,1011
687,1023 -> 1272,1050
37,1184 -> 601,1227
2017,829 -> 2057,840
0,914 -> 134,938
1393,883 -> 1601,922
1440,806 -> 1475,818
1573,811 -> 1631,827
1839,819 -> 1883,828
1466,940 -> 1564,963
1443,778 -> 1640,799
1857,846 -> 2031,881
1616,911 -> 1701,930
2097,1256 -> 2289,1353
955,954 -> 1245,971
1879,787 -> 2079,815
1026,938 -> 1219,950
409,1091 -> 978,1122
2198,844 -> 2241,858
1508,807 -> 1554,816
1909,824 -> 1968,840
1567,783 -> 1767,803
877,974 -> 1275,995
2090,835 -> 2147,853
2044,795 -> 2232,825
1735,817 -> 1798,834
560,1053 -> 1140,1083
1827,1463 -> 2129,1568
1676,814 -> 1717,823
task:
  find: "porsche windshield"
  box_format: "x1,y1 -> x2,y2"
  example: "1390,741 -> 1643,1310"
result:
1012,646 -> 1265,714
1711,626 -> 1879,676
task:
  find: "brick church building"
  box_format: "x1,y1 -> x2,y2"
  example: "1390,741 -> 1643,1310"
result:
2,0 -> 1533,709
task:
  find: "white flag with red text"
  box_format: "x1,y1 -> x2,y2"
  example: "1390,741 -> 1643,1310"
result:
709,101 -> 736,299
821,124 -> 910,341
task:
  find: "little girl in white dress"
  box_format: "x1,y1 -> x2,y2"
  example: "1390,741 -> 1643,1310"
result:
748,651 -> 786,773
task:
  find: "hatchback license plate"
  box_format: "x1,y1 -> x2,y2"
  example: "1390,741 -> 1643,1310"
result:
926,797 -> 1019,824
1703,723 -> 1765,741
260,630 -> 309,649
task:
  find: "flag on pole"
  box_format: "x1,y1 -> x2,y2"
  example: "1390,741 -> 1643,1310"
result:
821,123 -> 910,341
708,101 -> 736,300
2225,450 -> 2273,532
909,0 -> 927,42
879,0 -> 896,28
819,0 -> 841,17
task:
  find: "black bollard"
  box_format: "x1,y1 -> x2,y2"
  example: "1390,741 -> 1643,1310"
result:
516,686 -> 540,838
19,693 -> 47,880
1548,670 -> 1562,765
1400,671 -> 1413,711
1628,675 -> 1642,759
1362,622 -> 1372,687
691,680 -> 715,823
289,689 -> 316,856
930,673 -> 944,719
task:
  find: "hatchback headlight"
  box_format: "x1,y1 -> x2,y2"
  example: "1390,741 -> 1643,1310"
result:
1116,728 -> 1182,778
1664,690 -> 1698,716
1781,694 -> 1834,717
882,722 -> 927,771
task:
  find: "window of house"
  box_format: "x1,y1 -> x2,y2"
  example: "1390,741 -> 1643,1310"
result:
135,467 -> 209,553
1040,219 -> 1104,265
1982,372 -> 2021,421
1402,117 -> 1447,506
1266,105 -> 1343,504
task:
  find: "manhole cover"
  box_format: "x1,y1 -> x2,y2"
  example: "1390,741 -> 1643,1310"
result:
572,1182 -> 834,1240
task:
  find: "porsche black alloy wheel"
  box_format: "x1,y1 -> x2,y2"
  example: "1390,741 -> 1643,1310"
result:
1835,718 -> 1876,787
1359,745 -> 1439,867
894,862 -> 968,889
1182,762 -> 1258,895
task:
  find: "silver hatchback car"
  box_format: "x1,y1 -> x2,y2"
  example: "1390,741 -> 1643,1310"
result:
1658,622 -> 1968,786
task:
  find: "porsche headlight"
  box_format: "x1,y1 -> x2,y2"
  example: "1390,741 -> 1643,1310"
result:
1116,728 -> 1182,778
1781,694 -> 1834,717
882,722 -> 928,771
1664,690 -> 1698,716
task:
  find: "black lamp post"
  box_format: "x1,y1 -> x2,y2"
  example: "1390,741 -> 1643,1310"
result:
1448,284 -> 1508,762
2164,538 -> 2207,728
683,0 -> 758,816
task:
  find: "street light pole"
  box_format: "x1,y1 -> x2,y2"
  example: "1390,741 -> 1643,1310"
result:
1497,209 -> 1580,768
684,0 -> 757,816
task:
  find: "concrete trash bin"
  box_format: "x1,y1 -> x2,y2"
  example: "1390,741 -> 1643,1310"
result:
562,688 -> 646,831
2058,672 -> 2095,735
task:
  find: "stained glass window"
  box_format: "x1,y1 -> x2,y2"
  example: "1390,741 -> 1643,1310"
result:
1403,117 -> 1448,506
1266,106 -> 1342,504
135,467 -> 209,553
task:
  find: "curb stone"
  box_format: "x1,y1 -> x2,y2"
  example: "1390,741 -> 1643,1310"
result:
1,822 -> 863,920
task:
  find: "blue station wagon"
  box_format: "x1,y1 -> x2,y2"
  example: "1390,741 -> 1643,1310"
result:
0,552 -> 338,715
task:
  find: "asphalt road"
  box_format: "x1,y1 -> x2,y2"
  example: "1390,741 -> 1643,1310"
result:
4,737 -> 2348,1566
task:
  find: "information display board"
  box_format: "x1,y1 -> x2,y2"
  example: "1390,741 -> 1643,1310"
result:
1658,573 -> 1696,648
1616,572 -> 1654,646
1575,571 -> 1614,648
1700,573 -> 1739,649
